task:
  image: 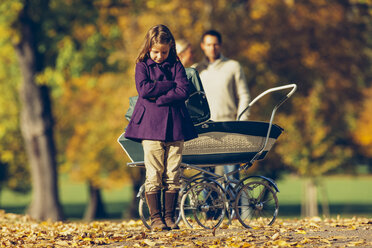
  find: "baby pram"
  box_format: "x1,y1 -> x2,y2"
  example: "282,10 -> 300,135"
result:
118,68 -> 297,229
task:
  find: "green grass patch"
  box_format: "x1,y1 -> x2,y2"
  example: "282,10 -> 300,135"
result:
0,174 -> 133,219
1,174 -> 371,219
276,174 -> 372,218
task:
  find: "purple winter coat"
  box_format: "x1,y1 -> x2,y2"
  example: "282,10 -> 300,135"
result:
124,57 -> 198,142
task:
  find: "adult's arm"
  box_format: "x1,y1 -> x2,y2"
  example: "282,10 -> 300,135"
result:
235,64 -> 250,120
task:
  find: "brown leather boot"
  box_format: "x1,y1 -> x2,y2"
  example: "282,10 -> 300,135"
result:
164,190 -> 180,229
145,191 -> 167,231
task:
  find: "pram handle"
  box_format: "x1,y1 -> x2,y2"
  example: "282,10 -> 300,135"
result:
238,83 -> 297,169
238,84 -> 297,121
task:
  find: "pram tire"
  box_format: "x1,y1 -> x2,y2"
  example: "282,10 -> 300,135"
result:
234,181 -> 279,228
180,180 -> 227,229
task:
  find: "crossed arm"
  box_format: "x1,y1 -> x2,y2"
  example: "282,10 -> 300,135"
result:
135,62 -> 190,105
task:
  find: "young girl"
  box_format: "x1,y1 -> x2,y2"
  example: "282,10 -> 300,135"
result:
125,24 -> 197,231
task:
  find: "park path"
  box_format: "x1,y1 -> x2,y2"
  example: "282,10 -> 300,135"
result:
0,211 -> 371,247
99,217 -> 372,247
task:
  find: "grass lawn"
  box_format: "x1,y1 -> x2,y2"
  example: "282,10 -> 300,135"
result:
277,174 -> 372,218
0,174 -> 134,220
1,174 -> 371,220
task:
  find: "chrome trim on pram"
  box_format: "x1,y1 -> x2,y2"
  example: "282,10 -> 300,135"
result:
238,84 -> 297,166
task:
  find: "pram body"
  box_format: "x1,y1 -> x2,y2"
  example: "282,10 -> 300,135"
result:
118,120 -> 282,165
118,67 -> 295,167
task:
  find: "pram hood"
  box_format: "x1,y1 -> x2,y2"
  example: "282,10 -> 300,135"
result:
184,68 -> 210,125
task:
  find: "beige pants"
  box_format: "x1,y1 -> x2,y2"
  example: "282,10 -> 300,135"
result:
142,140 -> 184,192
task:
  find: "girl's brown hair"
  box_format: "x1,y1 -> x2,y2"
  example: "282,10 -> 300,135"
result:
136,24 -> 178,63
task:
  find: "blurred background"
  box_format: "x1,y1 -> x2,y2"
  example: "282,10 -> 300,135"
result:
0,0 -> 371,221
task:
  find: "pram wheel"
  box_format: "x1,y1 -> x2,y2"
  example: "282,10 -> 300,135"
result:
138,195 -> 151,230
180,181 -> 227,229
234,181 -> 279,228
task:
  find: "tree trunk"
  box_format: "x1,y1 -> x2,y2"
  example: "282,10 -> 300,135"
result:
14,5 -> 63,221
0,164 -> 5,207
301,178 -> 319,217
318,178 -> 330,217
84,181 -> 107,221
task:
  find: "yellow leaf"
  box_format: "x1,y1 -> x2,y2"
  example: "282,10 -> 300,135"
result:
310,216 -> 322,222
330,236 -> 347,240
271,239 -> 289,246
320,238 -> 331,244
143,239 -> 156,246
300,238 -> 312,244
220,224 -> 229,229
240,244 -> 253,248
309,222 -> 320,228
271,232 -> 280,240
348,240 -> 366,246
348,225 -> 357,230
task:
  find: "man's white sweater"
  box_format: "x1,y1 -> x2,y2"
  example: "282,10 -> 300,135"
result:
195,55 -> 250,121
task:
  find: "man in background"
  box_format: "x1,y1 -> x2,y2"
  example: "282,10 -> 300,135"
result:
195,30 -> 250,177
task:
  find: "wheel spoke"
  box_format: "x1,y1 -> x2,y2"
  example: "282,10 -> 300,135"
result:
235,181 -> 278,228
181,181 -> 226,229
